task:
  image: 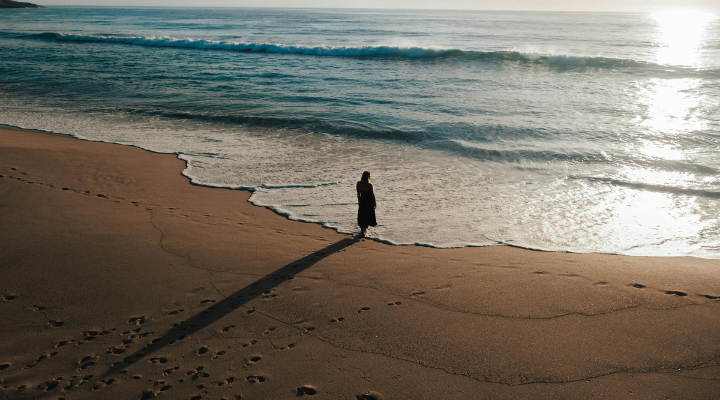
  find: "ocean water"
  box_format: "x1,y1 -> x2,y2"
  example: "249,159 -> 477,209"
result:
1,7 -> 719,258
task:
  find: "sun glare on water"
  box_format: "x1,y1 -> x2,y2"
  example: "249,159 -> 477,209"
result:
637,77 -> 707,136
653,9 -> 716,66
607,9 -> 718,244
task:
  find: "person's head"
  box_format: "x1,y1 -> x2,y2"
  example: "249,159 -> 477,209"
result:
361,171 -> 370,183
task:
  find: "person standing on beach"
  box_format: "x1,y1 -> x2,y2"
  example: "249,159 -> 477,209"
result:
357,171 -> 377,237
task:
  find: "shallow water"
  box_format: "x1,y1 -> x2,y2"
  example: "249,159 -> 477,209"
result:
1,7 -> 719,258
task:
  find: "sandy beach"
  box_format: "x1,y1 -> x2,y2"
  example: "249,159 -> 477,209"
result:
1,125 -> 719,399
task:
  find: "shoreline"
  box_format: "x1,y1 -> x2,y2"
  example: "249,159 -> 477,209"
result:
3,122 -> 714,259
1,125 -> 719,398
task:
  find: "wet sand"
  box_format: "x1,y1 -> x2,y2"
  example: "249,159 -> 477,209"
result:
1,126 -> 719,399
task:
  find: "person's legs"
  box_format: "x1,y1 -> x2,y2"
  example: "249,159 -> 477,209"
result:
360,226 -> 367,237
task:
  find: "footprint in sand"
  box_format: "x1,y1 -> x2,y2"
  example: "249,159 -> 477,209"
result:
121,328 -> 141,336
23,361 -> 38,370
48,320 -> 64,328
263,327 -> 276,335
128,316 -> 147,326
0,362 -> 11,371
106,346 -> 126,355
91,378 -> 115,391
186,366 -> 210,380
196,371 -> 210,379
167,309 -> 184,315
245,375 -> 266,383
80,354 -> 97,363
2,295 -> 17,301
702,294 -> 720,300
356,391 -> 385,400
357,307 -> 371,313
221,325 -> 235,333
55,340 -> 72,349
40,377 -> 62,392
629,283 -> 646,289
665,290 -> 687,297
410,291 -> 425,296
149,357 -> 168,364
196,346 -> 210,355
78,361 -> 96,372
200,299 -> 216,304
212,351 -> 226,360
277,343 -> 296,351
297,385 -> 318,396
532,271 -> 548,275
216,376 -> 236,386
330,317 -> 345,323
245,355 -> 262,367
36,351 -> 58,362
80,330 -> 101,343
387,302 -> 402,306
76,374 -> 94,385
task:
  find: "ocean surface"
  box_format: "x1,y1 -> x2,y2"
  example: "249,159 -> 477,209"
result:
1,7 -> 719,258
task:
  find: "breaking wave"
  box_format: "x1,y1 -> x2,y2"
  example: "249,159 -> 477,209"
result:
21,32 -> 715,74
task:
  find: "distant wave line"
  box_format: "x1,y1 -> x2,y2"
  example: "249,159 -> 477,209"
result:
22,32 -> 712,73
40,32 -> 457,58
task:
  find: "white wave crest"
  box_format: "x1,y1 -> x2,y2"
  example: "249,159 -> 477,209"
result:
54,33 -> 455,57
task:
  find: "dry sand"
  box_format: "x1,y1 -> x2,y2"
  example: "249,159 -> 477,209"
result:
0,126 -> 719,399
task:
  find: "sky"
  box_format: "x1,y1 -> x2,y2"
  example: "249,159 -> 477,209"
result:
30,0 -> 720,13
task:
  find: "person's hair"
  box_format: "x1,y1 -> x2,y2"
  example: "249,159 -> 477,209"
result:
361,171 -> 370,183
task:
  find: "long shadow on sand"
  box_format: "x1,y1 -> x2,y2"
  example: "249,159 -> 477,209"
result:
100,237 -> 358,378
